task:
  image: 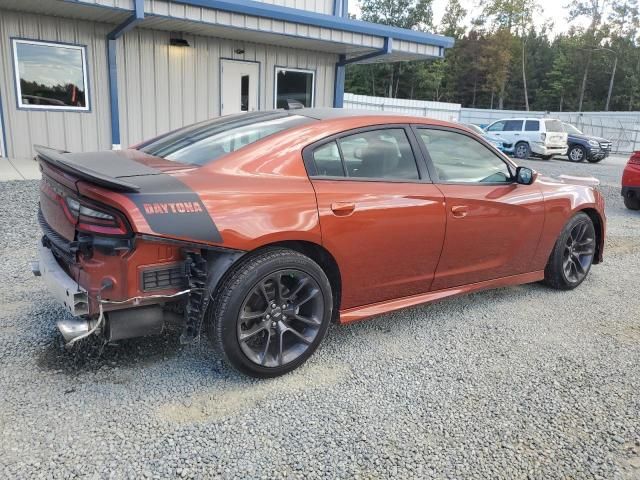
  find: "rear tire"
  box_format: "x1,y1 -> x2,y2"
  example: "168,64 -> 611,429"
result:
514,142 -> 530,159
624,195 -> 640,210
543,212 -> 596,290
207,247 -> 333,378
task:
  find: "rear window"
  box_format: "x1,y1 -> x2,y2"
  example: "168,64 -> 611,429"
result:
545,120 -> 564,132
524,120 -> 539,131
139,113 -> 314,166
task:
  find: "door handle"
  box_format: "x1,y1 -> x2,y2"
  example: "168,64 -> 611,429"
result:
330,202 -> 355,216
451,205 -> 468,218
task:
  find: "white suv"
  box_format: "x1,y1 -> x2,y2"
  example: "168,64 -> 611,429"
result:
484,118 -> 568,159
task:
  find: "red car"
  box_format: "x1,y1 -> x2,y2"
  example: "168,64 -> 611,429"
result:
622,151 -> 640,210
32,110 -> 606,377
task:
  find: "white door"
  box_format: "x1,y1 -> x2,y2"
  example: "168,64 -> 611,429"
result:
220,60 -> 259,116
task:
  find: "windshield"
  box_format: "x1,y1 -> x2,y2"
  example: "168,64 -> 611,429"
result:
563,123 -> 583,135
545,119 -> 564,133
139,113 -> 315,166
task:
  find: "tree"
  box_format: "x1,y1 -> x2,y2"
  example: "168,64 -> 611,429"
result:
440,0 -> 467,38
568,0 -> 608,111
481,0 -> 539,109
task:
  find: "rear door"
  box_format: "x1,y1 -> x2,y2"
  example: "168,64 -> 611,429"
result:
501,119 -> 524,146
304,126 -> 446,309
414,126 -> 545,290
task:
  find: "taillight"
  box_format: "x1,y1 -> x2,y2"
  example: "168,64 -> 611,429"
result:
63,196 -> 130,236
629,152 -> 640,165
540,133 -> 546,142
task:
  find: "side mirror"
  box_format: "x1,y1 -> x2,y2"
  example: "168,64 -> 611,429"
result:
515,166 -> 535,185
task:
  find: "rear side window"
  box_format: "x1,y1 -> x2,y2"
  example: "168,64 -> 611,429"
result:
139,113 -> 314,166
524,120 -> 539,131
312,142 -> 344,177
311,128 -> 420,181
545,119 -> 564,132
503,120 -> 524,131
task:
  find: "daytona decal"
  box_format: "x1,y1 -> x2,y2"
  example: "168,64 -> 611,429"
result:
126,176 -> 222,244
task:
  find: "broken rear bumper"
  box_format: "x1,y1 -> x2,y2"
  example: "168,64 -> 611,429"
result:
32,244 -> 89,316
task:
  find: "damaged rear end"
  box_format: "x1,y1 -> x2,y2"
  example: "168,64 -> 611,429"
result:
32,146 -> 242,346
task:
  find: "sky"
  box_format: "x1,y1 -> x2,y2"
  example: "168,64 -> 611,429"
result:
351,0 -> 592,36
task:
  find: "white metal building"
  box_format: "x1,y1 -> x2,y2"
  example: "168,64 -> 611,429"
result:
0,0 -> 453,159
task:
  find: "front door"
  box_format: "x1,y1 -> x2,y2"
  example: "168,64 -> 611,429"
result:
305,126 -> 446,309
414,126 -> 545,290
220,60 -> 259,116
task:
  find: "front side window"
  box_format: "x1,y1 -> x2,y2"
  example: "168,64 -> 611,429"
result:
503,120 -> 524,131
275,68 -> 314,109
12,39 -> 89,111
486,121 -> 506,132
418,129 -> 512,184
311,129 -> 420,181
140,113 -> 314,166
563,123 -> 583,135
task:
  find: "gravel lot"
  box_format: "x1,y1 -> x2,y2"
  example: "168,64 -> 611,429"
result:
1,154 -> 639,479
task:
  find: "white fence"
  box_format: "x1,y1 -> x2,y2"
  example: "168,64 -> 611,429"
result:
343,93 -> 461,122
343,93 -> 640,153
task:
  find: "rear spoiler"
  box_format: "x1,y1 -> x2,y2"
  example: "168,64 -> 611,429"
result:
34,145 -> 140,193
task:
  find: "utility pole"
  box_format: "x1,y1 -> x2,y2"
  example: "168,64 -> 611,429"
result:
605,54 -> 618,111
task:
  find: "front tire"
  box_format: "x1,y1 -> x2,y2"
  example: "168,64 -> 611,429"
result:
514,142 -> 530,159
543,212 -> 596,290
568,145 -> 586,162
208,248 -> 333,378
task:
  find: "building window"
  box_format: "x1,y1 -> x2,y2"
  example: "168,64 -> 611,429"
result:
12,39 -> 89,111
274,68 -> 314,109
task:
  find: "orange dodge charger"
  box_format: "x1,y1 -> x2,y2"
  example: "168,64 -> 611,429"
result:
32,109 -> 606,377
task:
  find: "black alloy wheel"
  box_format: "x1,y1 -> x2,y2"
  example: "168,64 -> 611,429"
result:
544,212 -> 596,290
237,269 -> 324,367
561,221 -> 596,284
209,248 -> 332,378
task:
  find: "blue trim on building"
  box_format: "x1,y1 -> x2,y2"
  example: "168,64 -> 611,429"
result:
169,0 -> 454,48
338,37 -> 392,66
106,0 -> 144,148
334,37 -> 392,107
0,87 -> 8,157
333,57 -> 346,108
342,0 -> 348,18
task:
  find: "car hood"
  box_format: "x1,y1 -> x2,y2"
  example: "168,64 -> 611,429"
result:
568,133 -> 610,143
482,134 -> 503,143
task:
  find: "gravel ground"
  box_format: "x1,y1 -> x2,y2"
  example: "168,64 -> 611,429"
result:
1,154 -> 639,479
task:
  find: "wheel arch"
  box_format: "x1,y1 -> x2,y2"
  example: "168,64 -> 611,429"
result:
211,240 -> 342,322
578,207 -> 604,264
267,240 -> 342,321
